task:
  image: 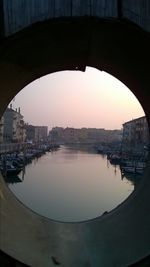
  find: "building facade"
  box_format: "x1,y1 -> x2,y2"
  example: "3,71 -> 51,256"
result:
25,124 -> 48,143
49,127 -> 122,144
3,107 -> 26,143
122,116 -> 149,156
34,126 -> 48,142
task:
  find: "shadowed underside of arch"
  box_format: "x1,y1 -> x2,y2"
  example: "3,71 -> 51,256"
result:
0,17 -> 150,267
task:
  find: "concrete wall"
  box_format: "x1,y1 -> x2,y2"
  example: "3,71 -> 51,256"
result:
1,0 -> 150,36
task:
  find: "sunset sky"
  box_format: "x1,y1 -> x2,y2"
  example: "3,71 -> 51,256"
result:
11,66 -> 145,131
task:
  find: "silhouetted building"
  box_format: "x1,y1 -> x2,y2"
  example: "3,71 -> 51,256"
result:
122,116 -> 149,155
3,107 -> 26,143
49,127 -> 122,144
34,126 -> 48,142
25,124 -> 48,143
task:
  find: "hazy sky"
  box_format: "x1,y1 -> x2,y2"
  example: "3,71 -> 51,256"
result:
11,66 -> 144,130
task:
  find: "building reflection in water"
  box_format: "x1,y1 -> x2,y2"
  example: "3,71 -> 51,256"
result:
109,162 -> 142,189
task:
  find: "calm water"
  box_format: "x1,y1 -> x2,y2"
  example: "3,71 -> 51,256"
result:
7,145 -> 139,222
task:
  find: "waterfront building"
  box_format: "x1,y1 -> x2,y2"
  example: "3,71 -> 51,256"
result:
49,127 -> 122,145
25,124 -> 36,143
49,127 -> 64,144
25,124 -> 48,143
122,116 -> 149,156
34,126 -> 48,142
3,107 -> 26,143
13,108 -> 26,143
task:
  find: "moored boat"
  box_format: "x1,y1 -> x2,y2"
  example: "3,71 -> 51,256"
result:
1,161 -> 22,177
121,165 -> 145,175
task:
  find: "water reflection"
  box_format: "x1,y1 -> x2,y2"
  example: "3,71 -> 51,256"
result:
107,157 -> 142,188
6,145 -> 141,222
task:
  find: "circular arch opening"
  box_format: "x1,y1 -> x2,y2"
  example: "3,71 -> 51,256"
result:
1,66 -> 148,223
1,17 -> 150,266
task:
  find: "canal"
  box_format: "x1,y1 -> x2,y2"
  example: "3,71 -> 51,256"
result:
6,145 -> 141,222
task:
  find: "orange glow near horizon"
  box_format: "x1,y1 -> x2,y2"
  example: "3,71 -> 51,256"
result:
11,66 -> 145,130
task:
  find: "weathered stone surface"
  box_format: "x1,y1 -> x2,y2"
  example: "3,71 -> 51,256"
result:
1,0 -> 150,36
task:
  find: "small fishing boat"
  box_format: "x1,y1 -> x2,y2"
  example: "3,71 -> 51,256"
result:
1,162 -> 22,177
